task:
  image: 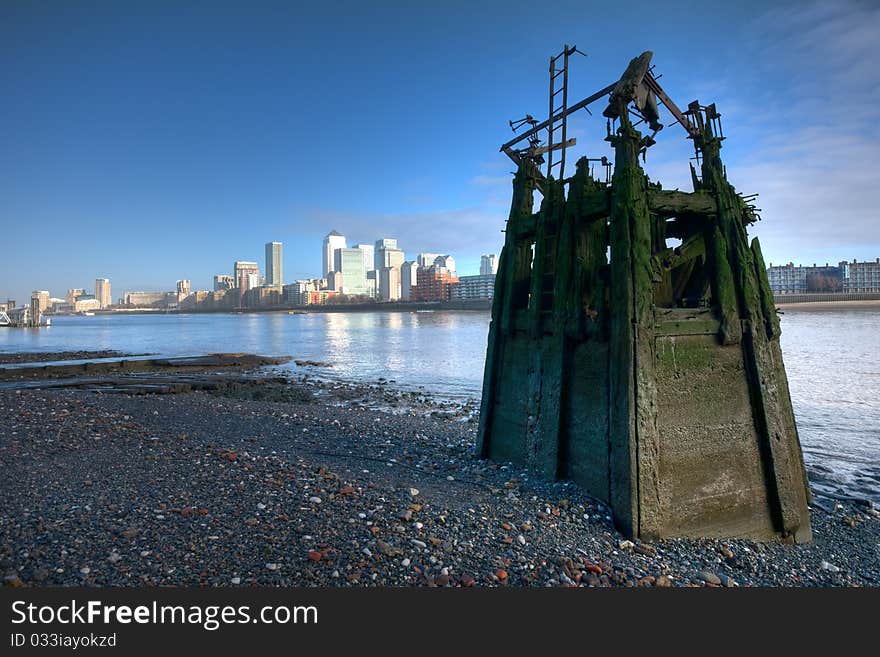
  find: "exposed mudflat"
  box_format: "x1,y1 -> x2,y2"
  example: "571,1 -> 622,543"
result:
0,350 -> 147,365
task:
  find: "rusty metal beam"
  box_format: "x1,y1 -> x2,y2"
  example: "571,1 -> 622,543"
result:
643,72 -> 698,139
500,83 -> 617,157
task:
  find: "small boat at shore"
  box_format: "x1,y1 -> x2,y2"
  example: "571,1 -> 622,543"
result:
77,311 -> 95,316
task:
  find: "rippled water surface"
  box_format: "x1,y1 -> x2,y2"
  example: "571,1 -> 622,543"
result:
2,307 -> 877,502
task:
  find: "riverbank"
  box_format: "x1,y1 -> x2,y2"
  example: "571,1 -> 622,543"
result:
777,299 -> 880,310
0,367 -> 876,588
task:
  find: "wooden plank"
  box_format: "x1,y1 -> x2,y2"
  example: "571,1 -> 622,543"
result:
647,189 -> 717,215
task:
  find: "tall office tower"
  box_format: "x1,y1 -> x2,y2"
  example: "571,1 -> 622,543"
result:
417,253 -> 441,268
265,241 -> 283,287
366,270 -> 378,298
213,274 -> 235,291
95,278 -> 112,308
323,230 -> 347,277
480,254 -> 499,276
379,266 -> 401,302
354,244 -> 374,274
334,248 -> 368,296
176,279 -> 191,296
434,255 -> 456,276
374,238 -> 398,271
382,247 -> 405,270
400,261 -> 419,300
233,261 -> 260,293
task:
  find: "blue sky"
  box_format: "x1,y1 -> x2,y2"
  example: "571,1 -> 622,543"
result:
2,0 -> 878,302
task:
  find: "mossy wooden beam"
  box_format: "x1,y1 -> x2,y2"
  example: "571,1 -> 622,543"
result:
478,161 -> 536,458
647,189 -> 717,215
607,119 -> 660,538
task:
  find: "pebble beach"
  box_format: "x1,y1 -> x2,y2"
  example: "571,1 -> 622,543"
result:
1,360 -> 877,588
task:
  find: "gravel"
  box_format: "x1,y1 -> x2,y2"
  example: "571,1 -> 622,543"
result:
0,375 -> 877,588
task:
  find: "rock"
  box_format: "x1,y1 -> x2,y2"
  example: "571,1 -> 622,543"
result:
496,569 -> 508,581
377,540 -> 403,557
257,503 -> 267,510
3,574 -> 23,588
655,575 -> 672,587
517,535 -> 526,546
634,544 -> 655,557
266,563 -> 280,571
619,540 -> 634,550
401,558 -> 411,567
699,570 -> 721,585
80,567 -> 91,575
460,573 -> 475,587
108,552 -> 122,564
410,539 -> 427,549
231,577 -> 241,585
409,488 -> 420,497
120,527 -> 139,540
307,550 -> 322,562
308,497 -> 322,504
820,561 -> 840,573
398,509 -> 413,522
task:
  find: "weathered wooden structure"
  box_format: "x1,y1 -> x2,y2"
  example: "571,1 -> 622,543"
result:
479,51 -> 812,542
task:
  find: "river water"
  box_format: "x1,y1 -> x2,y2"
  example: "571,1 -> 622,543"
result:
1,307 -> 877,504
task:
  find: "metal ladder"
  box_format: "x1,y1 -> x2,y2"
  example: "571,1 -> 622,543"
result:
546,44 -> 582,180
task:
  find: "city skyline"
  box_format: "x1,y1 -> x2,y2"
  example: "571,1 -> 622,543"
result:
3,2 -> 879,303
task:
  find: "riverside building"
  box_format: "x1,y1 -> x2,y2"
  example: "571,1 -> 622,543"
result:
841,258 -> 880,292
452,274 -> 495,300
213,274 -> 235,291
413,266 -> 459,302
95,278 -> 112,308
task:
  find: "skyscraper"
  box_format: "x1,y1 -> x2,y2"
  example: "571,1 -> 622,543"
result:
374,238 -> 398,271
417,253 -> 441,268
400,261 -> 419,300
334,248 -> 368,296
95,278 -> 111,309
434,255 -> 456,276
354,243 -> 374,275
265,241 -> 283,287
480,254 -> 499,276
323,230 -> 347,277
